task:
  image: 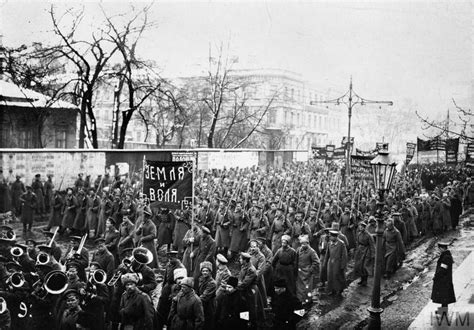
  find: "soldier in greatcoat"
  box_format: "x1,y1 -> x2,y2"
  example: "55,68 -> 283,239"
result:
228,201 -> 249,258
117,216 -> 134,260
295,235 -> 319,306
44,174 -> 54,214
325,229 -> 348,296
353,221 -> 375,286
168,277 -> 205,330
272,235 -> 297,296
173,206 -> 191,255
91,238 -> 115,280
197,261 -> 217,330
431,242 -> 456,312
269,207 -> 292,253
157,207 -> 176,253
119,273 -> 154,330
32,174 -> 45,215
192,226 -> 216,282
214,199 -> 231,256
382,218 -> 405,278
136,208 -> 158,269
85,188 -> 100,238
20,186 -> 36,232
10,175 -> 25,216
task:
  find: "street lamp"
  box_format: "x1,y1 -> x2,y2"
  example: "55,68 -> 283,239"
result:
367,149 -> 397,329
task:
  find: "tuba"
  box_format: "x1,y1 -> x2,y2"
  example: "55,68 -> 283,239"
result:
7,272 -> 25,288
0,225 -> 16,242
36,252 -> 50,266
90,269 -> 107,285
44,270 -> 68,295
0,297 -> 6,314
132,246 -> 153,265
10,246 -> 24,258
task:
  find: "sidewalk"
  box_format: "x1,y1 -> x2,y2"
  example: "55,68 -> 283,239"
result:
409,250 -> 474,329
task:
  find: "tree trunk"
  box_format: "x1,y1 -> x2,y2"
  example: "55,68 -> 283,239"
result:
207,115 -> 217,148
78,100 -> 87,148
117,111 -> 133,149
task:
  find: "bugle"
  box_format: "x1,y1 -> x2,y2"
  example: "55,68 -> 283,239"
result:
10,246 -> 24,258
107,257 -> 133,286
90,269 -> 107,285
36,252 -> 50,266
7,272 -> 25,288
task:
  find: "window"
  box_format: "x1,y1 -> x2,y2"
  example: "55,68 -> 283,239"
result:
291,88 -> 294,99
297,113 -> 300,126
55,129 -> 67,148
18,129 -> 30,148
291,112 -> 295,126
268,109 -> 276,124
284,110 -> 289,123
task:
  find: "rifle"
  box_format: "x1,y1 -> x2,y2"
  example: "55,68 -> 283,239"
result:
57,172 -> 66,192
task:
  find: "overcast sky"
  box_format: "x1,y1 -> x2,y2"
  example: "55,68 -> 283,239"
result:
1,0 -> 472,119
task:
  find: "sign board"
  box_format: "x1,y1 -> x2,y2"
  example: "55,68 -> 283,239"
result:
466,143 -> 474,167
143,160 -> 194,209
406,142 -> 416,164
311,146 -> 326,159
325,145 -> 335,159
351,155 -> 375,181
445,138 -> 459,165
171,151 -> 197,162
333,147 -> 346,160
376,142 -> 389,151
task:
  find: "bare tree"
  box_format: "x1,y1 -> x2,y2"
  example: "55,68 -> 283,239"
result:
49,5 -> 120,148
416,98 -> 473,142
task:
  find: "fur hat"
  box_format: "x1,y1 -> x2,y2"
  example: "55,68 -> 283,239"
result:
173,268 -> 187,281
180,277 -> 194,288
200,261 -> 213,272
121,273 -> 140,285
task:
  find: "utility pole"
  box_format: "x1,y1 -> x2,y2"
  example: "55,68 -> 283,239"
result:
310,77 -> 393,179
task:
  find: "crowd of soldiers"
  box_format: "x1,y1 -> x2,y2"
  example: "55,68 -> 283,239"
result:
0,162 -> 473,330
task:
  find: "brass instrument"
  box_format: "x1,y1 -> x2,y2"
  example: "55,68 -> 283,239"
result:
0,225 -> 16,242
75,234 -> 88,256
90,269 -> 107,285
6,272 -> 25,288
47,227 -> 59,248
43,270 -> 68,295
107,247 -> 152,286
61,234 -> 87,266
0,297 -> 6,314
36,252 -> 50,266
10,246 -> 24,258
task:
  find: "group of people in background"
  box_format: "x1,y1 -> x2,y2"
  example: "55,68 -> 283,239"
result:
0,161 -> 473,329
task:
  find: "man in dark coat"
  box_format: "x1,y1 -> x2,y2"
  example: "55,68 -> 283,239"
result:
382,218 -> 405,278
32,174 -> 45,216
20,186 -> 36,232
192,226 -> 216,282
119,273 -> 154,330
272,235 -> 297,296
325,230 -> 348,296
91,238 -> 115,280
353,221 -> 375,286
157,207 -> 176,253
10,175 -> 25,216
136,208 -> 158,269
431,242 -> 456,312
215,276 -> 248,330
168,277 -> 205,330
197,261 -> 217,330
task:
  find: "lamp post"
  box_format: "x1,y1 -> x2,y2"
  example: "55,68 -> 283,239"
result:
368,149 -> 397,329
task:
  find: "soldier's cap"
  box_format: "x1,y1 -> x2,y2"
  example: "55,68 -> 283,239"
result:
359,221 -> 368,227
121,273 -> 140,285
26,185 -> 32,190
167,250 -> 179,256
248,238 -> 259,245
180,277 -> 194,288
143,207 -> 153,216
240,252 -> 251,260
106,217 -> 116,225
295,210 -> 304,215
63,289 -> 80,299
69,236 -> 83,242
256,237 -> 267,244
37,245 -> 52,253
392,212 -> 401,216
329,230 -> 339,236
66,261 -> 80,271
200,261 -> 213,272
438,242 -> 450,248
274,278 -> 287,288
299,235 -> 309,243
281,234 -> 291,242
251,197 -> 259,201
330,222 -> 340,231
90,261 -> 102,269
173,268 -> 187,281
368,216 -> 376,223
35,174 -> 41,178
201,226 -> 211,235
227,276 -> 238,288
253,204 -> 263,209
95,238 -> 106,244
15,175 -> 21,179
25,238 -> 39,246
216,253 -> 228,264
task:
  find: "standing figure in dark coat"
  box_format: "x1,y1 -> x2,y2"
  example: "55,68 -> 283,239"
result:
85,188 -> 100,238
449,192 -> 462,229
440,194 -> 452,232
215,276 -> 248,330
182,225 -> 201,275
168,277 -> 205,330
197,261 -> 217,330
32,174 -> 45,215
119,273 -> 154,330
136,208 -> 158,269
10,175 -> 25,216
44,174 -> 54,214
214,200 -> 231,256
104,217 -> 120,267
382,218 -> 405,278
192,226 -> 216,282
20,186 -> 36,232
431,242 -> 456,311
47,191 -> 64,230
353,221 -> 375,286
325,230 -> 348,296
272,235 -> 297,296
157,207 -> 176,253
173,207 -> 191,254
229,201 -> 249,257
72,190 -> 87,235
117,216 -> 134,260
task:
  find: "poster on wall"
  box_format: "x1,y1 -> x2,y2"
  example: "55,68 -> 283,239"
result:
143,160 -> 194,209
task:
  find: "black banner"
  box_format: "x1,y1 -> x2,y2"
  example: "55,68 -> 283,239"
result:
418,136 -> 446,151
143,160 -> 194,209
333,147 -> 346,160
325,145 -> 335,159
351,155 -> 375,181
417,138 -> 431,152
445,138 -> 459,165
465,143 -> 474,167
406,142 -> 416,164
311,146 -> 326,159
